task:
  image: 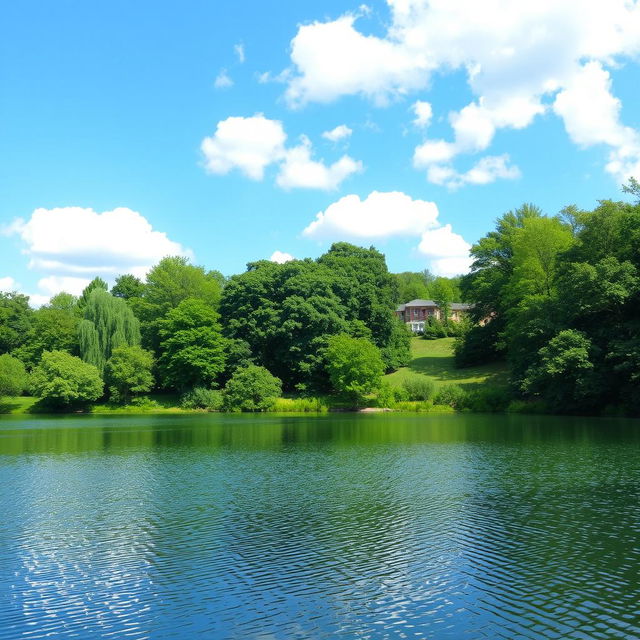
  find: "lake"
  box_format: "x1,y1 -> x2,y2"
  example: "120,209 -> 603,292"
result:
0,413 -> 639,639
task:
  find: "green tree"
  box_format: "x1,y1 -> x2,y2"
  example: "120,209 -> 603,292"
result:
12,306 -> 79,368
0,354 -> 28,398
30,350 -> 103,407
49,292 -> 78,312
157,298 -> 226,390
0,292 -> 32,355
324,334 -> 385,404
223,365 -> 282,412
111,274 -> 145,300
522,330 -> 597,412
77,277 -> 109,311
105,345 -> 154,403
78,289 -> 141,373
431,277 -> 455,322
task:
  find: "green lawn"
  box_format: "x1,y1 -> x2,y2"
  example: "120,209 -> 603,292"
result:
385,337 -> 508,389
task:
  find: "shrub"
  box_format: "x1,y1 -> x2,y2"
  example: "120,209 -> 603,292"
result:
129,397 -> 162,410
30,350 -> 103,407
423,317 -> 447,339
434,384 -> 467,409
180,387 -> 223,411
105,345 -> 154,404
224,365 -> 282,412
402,377 -> 436,401
269,397 -> 329,412
464,386 -> 511,412
0,354 -> 28,398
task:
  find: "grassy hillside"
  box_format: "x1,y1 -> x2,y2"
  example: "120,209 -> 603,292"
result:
385,337 -> 508,389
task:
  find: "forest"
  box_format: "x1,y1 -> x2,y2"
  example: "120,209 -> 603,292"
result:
0,180 -> 638,415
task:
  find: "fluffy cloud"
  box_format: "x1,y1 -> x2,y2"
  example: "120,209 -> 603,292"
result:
322,124 -> 353,142
8,206 -> 191,286
214,69 -> 233,89
202,115 -> 361,190
303,190 -> 470,275
427,154 -> 521,189
0,276 -> 18,291
270,251 -> 294,263
284,0 -> 640,183
417,225 -> 472,276
412,101 -> 432,128
201,115 -> 286,180
37,275 -> 91,297
303,190 -> 439,239
277,136 -> 362,190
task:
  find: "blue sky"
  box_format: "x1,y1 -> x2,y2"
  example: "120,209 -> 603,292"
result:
1,0 -> 639,303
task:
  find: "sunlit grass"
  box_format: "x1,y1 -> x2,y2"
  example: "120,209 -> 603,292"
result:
385,337 -> 508,389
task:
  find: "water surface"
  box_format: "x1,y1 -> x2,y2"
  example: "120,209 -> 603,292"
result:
0,413 -> 639,638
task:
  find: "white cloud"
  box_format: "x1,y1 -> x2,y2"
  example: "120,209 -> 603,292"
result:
427,154 -> 521,189
270,251 -> 294,263
283,0 -> 640,183
418,225 -> 472,276
277,136 -> 361,190
214,69 -> 233,89
202,116 -> 362,190
0,276 -> 18,291
8,207 -> 191,282
412,100 -> 432,128
201,115 -> 286,180
303,190 -> 439,240
322,124 -> 353,142
234,43 -> 245,63
37,275 -> 91,297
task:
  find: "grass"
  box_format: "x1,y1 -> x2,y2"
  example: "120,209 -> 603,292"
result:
385,337 -> 508,390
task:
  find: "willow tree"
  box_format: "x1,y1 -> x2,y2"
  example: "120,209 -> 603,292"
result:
78,288 -> 141,373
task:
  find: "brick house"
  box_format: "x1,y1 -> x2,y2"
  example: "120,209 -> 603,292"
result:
395,299 -> 471,333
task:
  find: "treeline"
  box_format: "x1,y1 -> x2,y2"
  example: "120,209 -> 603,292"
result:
0,243 -> 424,409
456,179 -> 640,416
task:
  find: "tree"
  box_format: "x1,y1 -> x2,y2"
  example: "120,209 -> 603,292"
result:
77,277 -> 109,311
0,292 -> 32,355
0,354 -> 28,398
30,350 -> 103,407
324,334 -> 385,404
12,306 -> 79,368
522,330 -> 597,412
49,292 -> 78,313
111,274 -> 145,300
105,345 -> 154,403
223,365 -> 282,412
157,298 -> 226,390
78,289 -> 141,373
431,277 -> 455,322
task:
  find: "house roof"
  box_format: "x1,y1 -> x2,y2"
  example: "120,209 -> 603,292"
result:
395,299 -> 472,312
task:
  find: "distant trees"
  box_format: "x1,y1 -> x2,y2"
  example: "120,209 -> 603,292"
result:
105,345 -> 154,403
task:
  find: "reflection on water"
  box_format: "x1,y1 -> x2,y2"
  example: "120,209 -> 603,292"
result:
0,413 -> 639,639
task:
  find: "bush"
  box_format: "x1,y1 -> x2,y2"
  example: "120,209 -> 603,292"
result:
433,384 -> 467,409
105,345 -> 154,404
423,317 -> 447,339
463,386 -> 511,412
269,397 -> 329,412
30,350 -> 103,407
224,365 -> 282,412
129,397 -> 161,410
180,387 -> 224,411
402,377 -> 436,401
0,354 -> 28,397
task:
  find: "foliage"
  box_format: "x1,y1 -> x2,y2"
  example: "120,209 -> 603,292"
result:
0,292 -> 32,355
0,354 -> 28,397
77,277 -> 109,311
111,274 -> 145,300
105,345 -> 154,403
433,384 -> 467,409
30,350 -> 103,406
157,298 -> 226,390
522,330 -> 597,412
380,319 -> 411,371
268,397 -> 329,412
423,316 -> 447,339
78,289 -> 141,373
402,377 -> 436,401
180,387 -> 224,411
48,292 -> 78,312
223,365 -> 282,412
12,306 -> 79,368
324,334 -> 384,403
